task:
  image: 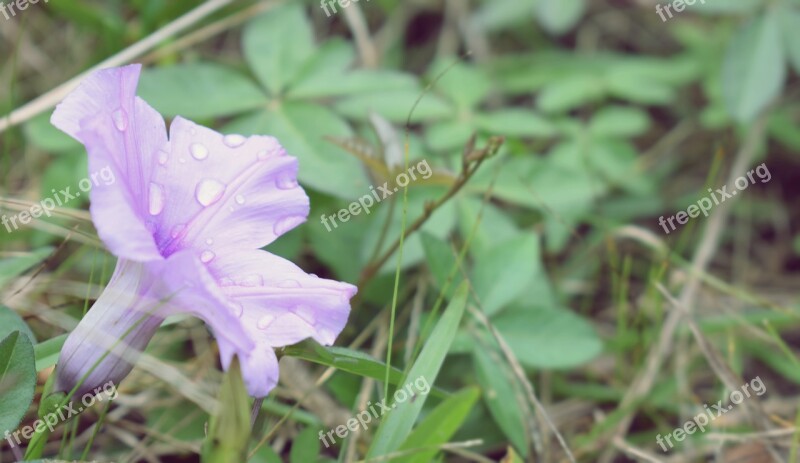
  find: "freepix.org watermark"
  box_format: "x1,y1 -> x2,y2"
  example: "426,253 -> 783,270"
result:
658,163 -> 770,235
320,0 -> 370,18
656,376 -> 766,452
655,0 -> 706,22
320,159 -> 432,232
4,381 -> 118,446
318,375 -> 431,448
0,0 -> 48,21
2,165 -> 115,234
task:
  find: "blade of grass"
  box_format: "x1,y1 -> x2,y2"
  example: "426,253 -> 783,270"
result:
396,386 -> 480,463
367,282 -> 469,458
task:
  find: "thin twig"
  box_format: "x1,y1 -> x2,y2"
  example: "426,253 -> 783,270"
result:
467,305 -> 577,462
356,142 -> 498,288
598,112 -> 770,462
0,0 -> 241,134
342,0 -> 378,68
612,436 -> 665,463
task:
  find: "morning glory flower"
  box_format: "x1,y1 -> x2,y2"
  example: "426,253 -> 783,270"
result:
50,64 -> 356,398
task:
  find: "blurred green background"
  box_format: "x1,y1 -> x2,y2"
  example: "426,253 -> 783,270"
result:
1,0 -> 799,461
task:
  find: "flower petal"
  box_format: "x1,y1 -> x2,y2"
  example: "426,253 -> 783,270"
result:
217,339 -> 279,398
55,259 -> 165,396
156,250 -> 255,354
209,250 -> 357,349
55,252 -> 254,397
150,118 -> 309,258
51,64 -> 164,261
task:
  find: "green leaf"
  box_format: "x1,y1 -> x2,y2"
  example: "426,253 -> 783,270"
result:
425,121 -> 474,152
768,107 -> 800,151
456,198 -> 520,257
722,12 -> 787,123
605,70 -> 675,105
290,38 -> 356,91
307,206 -> 365,282
0,305 -> 35,344
201,357 -> 251,463
290,427 -> 321,463
396,387 -> 480,463
291,69 -> 417,100
226,103 -> 368,199
469,155 -> 598,215
587,139 -> 650,194
284,342 -> 450,397
691,0 -> 763,14
34,334 -> 67,372
534,0 -> 586,35
360,188 -> 457,274
778,6 -> 800,75
137,63 -> 267,119
0,332 -> 37,435
41,151 -> 89,216
243,3 -> 315,95
420,232 -> 460,300
473,347 -> 529,456
429,60 -> 492,109
493,306 -> 602,368
537,75 -> 604,113
0,247 -> 53,290
24,113 -> 81,152
474,109 -> 558,138
249,442 -> 283,463
367,282 -> 469,458
472,234 -> 544,316
471,0 -> 534,31
283,341 -> 406,388
334,90 -> 454,123
589,106 -> 651,138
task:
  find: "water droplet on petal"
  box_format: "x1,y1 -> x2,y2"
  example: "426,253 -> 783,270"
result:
231,303 -> 244,318
148,183 -> 165,216
179,158 -> 187,164
170,223 -> 187,239
257,149 -> 270,161
111,108 -> 128,131
276,173 -> 297,190
223,134 -> 246,148
195,179 -> 226,206
205,238 -> 214,245
278,279 -> 301,288
219,277 -> 235,287
239,274 -> 264,287
200,250 -> 215,263
257,314 -> 275,330
158,149 -> 169,165
190,143 -> 209,160
274,216 -> 304,235
294,306 -> 315,325
235,194 -> 245,205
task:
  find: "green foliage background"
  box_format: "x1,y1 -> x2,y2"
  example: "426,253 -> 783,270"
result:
1,0 -> 799,461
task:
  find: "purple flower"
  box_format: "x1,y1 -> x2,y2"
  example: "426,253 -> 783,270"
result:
51,64 -> 356,397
